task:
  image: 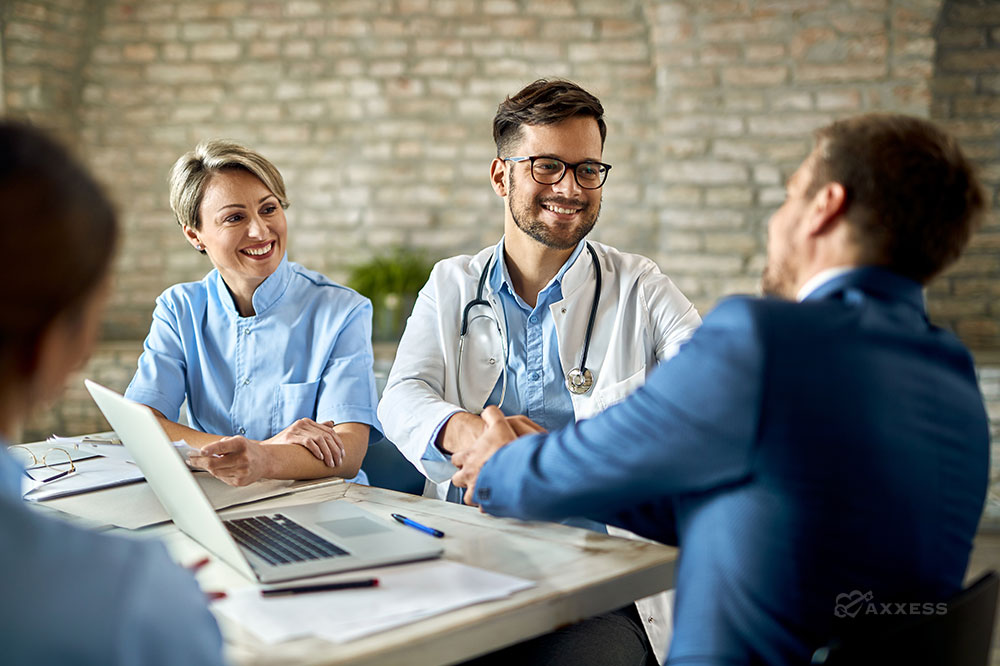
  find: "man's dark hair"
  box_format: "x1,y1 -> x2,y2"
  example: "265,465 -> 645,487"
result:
492,79 -> 607,157
808,113 -> 986,284
0,121 -> 118,378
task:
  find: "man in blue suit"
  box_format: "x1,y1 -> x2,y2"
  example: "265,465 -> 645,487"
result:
451,114 -> 990,665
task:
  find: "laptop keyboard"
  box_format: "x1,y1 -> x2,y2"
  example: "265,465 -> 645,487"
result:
224,513 -> 349,566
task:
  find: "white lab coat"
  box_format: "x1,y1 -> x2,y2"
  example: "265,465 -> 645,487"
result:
378,241 -> 701,663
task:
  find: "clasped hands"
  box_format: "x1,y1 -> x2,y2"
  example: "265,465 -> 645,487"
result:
451,406 -> 546,507
189,418 -> 344,487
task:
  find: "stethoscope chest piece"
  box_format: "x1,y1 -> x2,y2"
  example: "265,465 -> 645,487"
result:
566,367 -> 594,395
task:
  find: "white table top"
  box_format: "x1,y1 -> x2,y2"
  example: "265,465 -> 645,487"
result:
140,482 -> 677,666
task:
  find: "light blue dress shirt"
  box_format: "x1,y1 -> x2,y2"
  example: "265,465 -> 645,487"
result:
0,443 -> 224,665
126,255 -> 381,483
483,237 -> 583,429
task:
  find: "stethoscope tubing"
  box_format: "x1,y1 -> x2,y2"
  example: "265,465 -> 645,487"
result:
456,243 -> 601,410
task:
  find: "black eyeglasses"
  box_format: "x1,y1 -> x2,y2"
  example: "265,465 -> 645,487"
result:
503,156 -> 612,190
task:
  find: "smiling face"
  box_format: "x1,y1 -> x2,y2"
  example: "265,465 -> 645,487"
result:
184,167 -> 287,297
498,115 -> 603,250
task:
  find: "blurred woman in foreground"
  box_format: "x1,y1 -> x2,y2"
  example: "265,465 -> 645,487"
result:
0,122 -> 223,664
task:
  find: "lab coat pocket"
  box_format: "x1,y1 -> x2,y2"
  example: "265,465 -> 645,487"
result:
271,379 -> 321,435
593,367 -> 646,411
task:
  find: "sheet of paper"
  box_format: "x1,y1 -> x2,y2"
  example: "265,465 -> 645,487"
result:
213,560 -> 535,645
38,475 -> 342,530
22,456 -> 144,501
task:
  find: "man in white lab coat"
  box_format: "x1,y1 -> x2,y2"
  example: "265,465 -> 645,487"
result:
378,79 -> 701,665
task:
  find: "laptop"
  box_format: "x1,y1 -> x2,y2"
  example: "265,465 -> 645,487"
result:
85,380 -> 443,584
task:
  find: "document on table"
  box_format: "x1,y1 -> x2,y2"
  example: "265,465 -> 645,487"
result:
213,559 -> 535,645
21,436 -> 203,501
22,456 -> 145,501
16,433 -> 120,469
39,474 -> 344,530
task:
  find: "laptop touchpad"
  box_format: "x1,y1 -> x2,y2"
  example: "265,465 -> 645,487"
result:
317,517 -> 391,538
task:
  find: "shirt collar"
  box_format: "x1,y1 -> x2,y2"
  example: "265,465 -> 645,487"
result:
213,253 -> 292,317
489,237 -> 587,303
796,266 -> 857,302
0,442 -> 24,500
800,265 -> 926,314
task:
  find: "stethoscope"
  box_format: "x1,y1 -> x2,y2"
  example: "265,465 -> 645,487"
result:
456,243 -> 602,411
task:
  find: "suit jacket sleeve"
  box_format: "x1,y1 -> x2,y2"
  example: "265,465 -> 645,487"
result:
474,298 -> 764,543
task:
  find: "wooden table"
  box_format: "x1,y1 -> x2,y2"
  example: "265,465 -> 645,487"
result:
140,482 -> 677,666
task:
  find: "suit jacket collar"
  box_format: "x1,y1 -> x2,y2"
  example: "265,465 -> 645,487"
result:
803,266 -> 925,314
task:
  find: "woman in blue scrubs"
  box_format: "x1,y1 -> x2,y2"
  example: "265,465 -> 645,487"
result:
126,140 -> 380,486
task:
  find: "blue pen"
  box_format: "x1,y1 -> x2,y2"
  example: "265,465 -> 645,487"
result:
391,513 -> 445,538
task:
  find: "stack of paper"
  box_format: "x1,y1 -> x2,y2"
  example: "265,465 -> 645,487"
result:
213,560 -> 535,645
23,456 -> 145,501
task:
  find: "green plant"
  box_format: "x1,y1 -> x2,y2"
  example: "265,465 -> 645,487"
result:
347,248 -> 435,342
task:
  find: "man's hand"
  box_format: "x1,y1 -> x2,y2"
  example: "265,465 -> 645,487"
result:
505,414 -> 546,438
436,412 -> 487,454
189,436 -> 272,487
263,418 -> 344,467
451,406 -> 524,506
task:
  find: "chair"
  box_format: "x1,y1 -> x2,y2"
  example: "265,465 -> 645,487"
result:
363,363 -> 427,495
812,571 -> 999,666
361,437 -> 426,496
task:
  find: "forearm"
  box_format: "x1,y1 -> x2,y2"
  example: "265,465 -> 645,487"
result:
151,410 -> 226,448
378,380 -> 471,481
476,303 -> 763,520
436,412 -> 486,454
262,423 -> 368,480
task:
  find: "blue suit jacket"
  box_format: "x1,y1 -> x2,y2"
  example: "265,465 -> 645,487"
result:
474,268 -> 989,665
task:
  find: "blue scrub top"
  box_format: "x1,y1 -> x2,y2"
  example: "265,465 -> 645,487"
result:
126,255 -> 382,481
0,443 -> 224,665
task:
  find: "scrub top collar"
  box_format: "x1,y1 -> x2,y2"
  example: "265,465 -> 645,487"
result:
213,253 -> 293,318
489,237 -> 588,307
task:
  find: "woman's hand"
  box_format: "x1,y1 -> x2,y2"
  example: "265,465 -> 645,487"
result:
263,418 -> 345,468
189,436 -> 272,487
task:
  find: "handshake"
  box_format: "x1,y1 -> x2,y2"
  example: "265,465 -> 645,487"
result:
449,407 -> 546,507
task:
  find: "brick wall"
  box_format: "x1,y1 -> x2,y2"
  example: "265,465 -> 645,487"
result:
2,0 -> 996,346
646,0 -> 945,304
22,343 -> 140,441
929,0 -> 1000,348
0,0 -> 103,148
2,0 -> 998,444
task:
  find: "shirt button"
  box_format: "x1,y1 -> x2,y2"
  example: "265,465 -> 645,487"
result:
243,378 -> 251,385
239,427 -> 246,435
648,616 -> 655,624
243,328 -> 250,336
488,358 -> 496,365
529,315 -> 538,324
530,372 -> 539,381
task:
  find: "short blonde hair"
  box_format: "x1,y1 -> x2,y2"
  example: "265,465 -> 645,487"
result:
168,139 -> 290,230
